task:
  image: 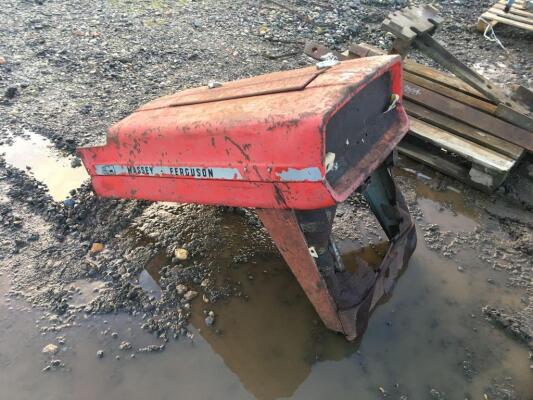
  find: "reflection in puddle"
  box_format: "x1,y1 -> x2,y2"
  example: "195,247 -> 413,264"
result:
131,197 -> 531,399
140,235 -> 403,399
417,197 -> 478,232
0,132 -> 88,200
396,157 -> 480,232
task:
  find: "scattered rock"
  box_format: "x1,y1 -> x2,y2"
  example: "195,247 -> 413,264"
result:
4,86 -> 18,99
111,331 -> 118,338
50,359 -> 62,368
90,243 -> 104,254
183,290 -> 198,301
119,341 -> 132,351
138,344 -> 165,353
96,349 -> 104,358
205,311 -> 215,327
42,343 -> 59,355
174,248 -> 189,261
70,157 -> 82,168
176,284 -> 187,295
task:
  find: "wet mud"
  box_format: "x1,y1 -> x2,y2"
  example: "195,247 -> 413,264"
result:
1,142 -> 532,399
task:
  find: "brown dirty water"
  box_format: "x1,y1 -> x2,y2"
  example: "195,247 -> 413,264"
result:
1,193 -> 532,398
396,157 -> 481,232
0,131 -> 88,201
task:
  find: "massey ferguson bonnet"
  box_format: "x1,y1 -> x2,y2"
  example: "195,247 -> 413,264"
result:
78,56 -> 417,340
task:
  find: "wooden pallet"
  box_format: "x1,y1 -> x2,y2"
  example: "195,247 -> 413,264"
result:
395,62 -> 525,192
478,0 -> 533,32
304,41 -> 531,191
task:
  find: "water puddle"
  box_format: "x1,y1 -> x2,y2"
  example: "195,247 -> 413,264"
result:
1,173 -> 531,399
131,220 -> 531,399
67,279 -> 107,306
0,131 -> 88,201
396,157 -> 480,232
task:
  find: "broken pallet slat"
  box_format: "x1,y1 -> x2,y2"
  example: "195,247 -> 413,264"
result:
397,139 -> 499,192
403,82 -> 533,152
404,100 -> 524,159
404,61 -> 490,101
408,118 -> 515,173
398,135 -> 511,192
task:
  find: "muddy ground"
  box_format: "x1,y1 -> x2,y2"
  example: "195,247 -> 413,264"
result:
0,0 -> 532,399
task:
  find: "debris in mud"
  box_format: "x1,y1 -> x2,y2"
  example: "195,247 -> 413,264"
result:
119,341 -> 132,351
174,248 -> 188,261
96,349 -> 104,358
138,344 -> 165,353
90,243 -> 105,254
42,343 -> 59,355
176,284 -> 187,295
184,290 -> 198,301
482,305 -> 533,348
204,310 -> 215,327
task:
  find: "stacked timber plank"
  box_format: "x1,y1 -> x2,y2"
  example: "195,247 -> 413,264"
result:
304,41 -> 531,192
349,44 -> 529,192
478,0 -> 533,32
397,59 -> 525,191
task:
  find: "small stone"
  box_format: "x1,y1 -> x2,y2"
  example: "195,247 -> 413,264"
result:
96,350 -> 104,358
176,284 -> 187,295
457,266 -> 465,272
119,341 -> 132,351
111,332 -> 118,338
0,56 -> 6,65
183,290 -> 198,301
42,343 -> 59,355
174,248 -> 188,261
4,86 -> 18,99
50,359 -> 61,367
138,344 -> 165,353
115,355 -> 121,360
70,157 -> 82,168
90,243 -> 104,254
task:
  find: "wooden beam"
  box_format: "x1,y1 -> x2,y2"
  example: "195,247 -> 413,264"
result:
403,82 -> 533,152
404,60 -> 489,101
404,100 -> 524,159
408,118 -> 515,172
404,71 -> 497,114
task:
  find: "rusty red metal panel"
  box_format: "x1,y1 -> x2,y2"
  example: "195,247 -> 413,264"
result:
256,208 -> 344,333
78,56 -> 408,210
138,67 -> 325,110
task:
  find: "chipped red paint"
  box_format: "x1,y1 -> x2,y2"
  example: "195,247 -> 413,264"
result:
77,56 -> 407,210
